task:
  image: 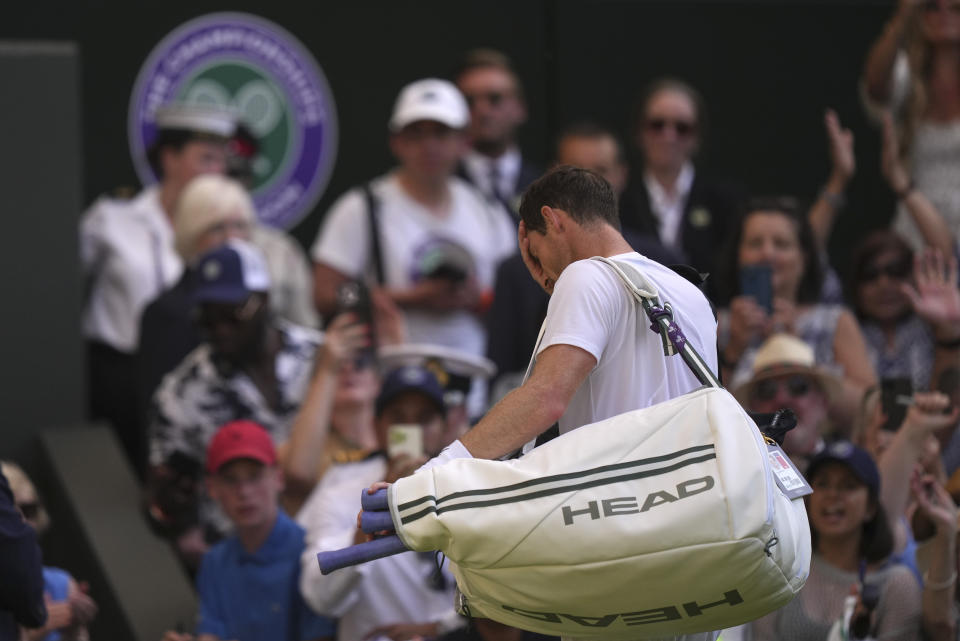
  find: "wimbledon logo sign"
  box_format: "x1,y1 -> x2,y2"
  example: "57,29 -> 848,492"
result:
128,12 -> 338,229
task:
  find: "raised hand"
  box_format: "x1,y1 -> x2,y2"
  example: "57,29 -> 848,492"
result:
826,109 -> 855,185
901,249 -> 960,336
881,111 -> 911,196
317,312 -> 371,371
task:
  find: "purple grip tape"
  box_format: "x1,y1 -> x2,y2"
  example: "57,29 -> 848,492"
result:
360,510 -> 396,534
317,534 -> 409,575
360,488 -> 389,512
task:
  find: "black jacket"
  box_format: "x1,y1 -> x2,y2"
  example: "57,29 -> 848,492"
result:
0,470 -> 46,639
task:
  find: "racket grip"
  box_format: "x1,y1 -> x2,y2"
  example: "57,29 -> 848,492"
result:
360,487 -> 390,512
317,534 -> 409,575
360,510 -> 396,534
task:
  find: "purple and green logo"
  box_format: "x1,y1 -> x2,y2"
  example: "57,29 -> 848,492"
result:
128,12 -> 337,229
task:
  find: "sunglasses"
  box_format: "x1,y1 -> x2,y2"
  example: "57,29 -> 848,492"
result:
752,375 -> 813,403
860,260 -> 911,283
645,118 -> 697,137
17,502 -> 40,519
196,296 -> 263,330
464,91 -> 508,108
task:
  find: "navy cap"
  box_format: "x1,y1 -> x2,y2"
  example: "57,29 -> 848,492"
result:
193,240 -> 271,305
806,441 -> 880,494
375,366 -> 446,417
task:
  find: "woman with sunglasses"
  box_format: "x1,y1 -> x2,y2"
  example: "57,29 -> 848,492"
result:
750,442 -> 922,640
716,199 -> 876,422
862,0 -> 960,254
850,232 -> 960,391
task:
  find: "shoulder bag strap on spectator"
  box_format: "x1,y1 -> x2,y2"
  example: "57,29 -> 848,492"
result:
363,182 -> 385,286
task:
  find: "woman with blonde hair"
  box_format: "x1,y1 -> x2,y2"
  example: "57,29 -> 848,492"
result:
863,0 -> 960,252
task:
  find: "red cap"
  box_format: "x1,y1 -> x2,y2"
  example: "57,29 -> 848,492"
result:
205,420 -> 277,474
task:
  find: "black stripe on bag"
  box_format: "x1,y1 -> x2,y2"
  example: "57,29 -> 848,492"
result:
396,443 -> 714,512
399,451 -> 717,525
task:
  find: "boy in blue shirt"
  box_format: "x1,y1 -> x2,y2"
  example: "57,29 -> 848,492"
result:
164,420 -> 335,641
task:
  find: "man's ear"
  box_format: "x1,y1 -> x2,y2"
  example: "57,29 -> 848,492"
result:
541,206 -> 565,233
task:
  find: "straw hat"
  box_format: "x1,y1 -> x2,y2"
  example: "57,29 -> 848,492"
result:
731,333 -> 840,406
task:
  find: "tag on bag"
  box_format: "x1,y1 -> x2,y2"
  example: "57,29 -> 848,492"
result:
767,443 -> 813,499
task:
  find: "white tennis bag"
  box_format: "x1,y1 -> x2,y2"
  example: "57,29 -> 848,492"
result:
387,258 -> 812,639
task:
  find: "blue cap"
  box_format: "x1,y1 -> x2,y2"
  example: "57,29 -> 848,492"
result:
375,366 -> 446,417
806,441 -> 880,494
193,240 -> 270,305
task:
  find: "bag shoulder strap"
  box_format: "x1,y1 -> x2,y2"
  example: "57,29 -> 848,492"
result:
362,182 -> 385,286
590,256 -> 721,389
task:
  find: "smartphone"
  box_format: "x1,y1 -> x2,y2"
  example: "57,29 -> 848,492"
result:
387,424 -> 424,459
880,377 -> 913,432
336,280 -> 377,368
739,264 -> 773,313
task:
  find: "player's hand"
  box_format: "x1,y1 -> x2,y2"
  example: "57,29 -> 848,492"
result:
518,221 -> 554,295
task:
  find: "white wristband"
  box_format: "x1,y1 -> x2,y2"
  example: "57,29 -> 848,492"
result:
417,439 -> 473,472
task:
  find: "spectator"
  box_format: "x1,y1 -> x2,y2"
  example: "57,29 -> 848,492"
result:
161,421 -> 335,641
138,175 -> 318,464
146,240 -> 320,566
298,366 -> 465,641
619,78 -> 744,276
862,0 -> 960,253
281,312 -> 379,513
910,471 -> 958,641
0,462 -> 96,641
311,78 -> 515,416
0,467 -> 45,640
453,48 -> 541,212
733,333 -> 840,467
486,123 -> 684,402
751,442 -> 922,640
716,197 -> 876,421
850,235 -> 960,391
81,102 -> 235,468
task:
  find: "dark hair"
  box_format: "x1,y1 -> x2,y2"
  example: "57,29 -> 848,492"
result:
631,77 -> 707,151
555,121 -> 626,166
452,48 -> 524,100
806,464 -> 895,564
518,165 -> 620,234
847,230 -> 914,320
147,129 -> 226,179
714,197 -> 823,306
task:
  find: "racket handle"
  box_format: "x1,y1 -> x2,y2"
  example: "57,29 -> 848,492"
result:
360,510 -> 395,534
316,535 -> 409,575
360,487 -> 389,512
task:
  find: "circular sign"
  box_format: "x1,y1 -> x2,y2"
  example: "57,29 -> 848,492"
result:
128,12 -> 338,229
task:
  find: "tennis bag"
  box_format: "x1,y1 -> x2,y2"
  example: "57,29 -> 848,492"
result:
386,258 -> 812,639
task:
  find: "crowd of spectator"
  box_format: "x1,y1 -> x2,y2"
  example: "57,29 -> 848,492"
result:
4,4 -> 960,638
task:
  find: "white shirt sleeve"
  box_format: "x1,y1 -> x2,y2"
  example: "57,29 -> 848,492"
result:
310,189 -> 370,278
298,476 -> 370,617
537,260 -> 624,365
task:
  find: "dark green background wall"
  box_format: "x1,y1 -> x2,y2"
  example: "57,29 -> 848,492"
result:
4,0 -> 897,272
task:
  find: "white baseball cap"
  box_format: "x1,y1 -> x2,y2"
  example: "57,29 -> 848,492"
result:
388,78 -> 469,132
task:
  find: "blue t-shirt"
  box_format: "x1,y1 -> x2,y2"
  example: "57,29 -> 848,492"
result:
196,512 -> 336,641
38,567 -> 71,641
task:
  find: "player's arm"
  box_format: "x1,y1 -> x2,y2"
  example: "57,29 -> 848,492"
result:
460,343 -> 596,459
